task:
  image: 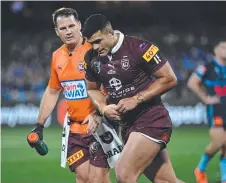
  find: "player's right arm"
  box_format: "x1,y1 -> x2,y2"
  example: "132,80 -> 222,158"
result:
187,65 -> 220,104
84,50 -> 120,121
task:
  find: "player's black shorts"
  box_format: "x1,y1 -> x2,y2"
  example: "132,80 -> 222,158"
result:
207,105 -> 226,129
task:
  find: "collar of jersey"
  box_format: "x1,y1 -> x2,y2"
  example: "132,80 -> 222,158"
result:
62,37 -> 87,55
213,57 -> 226,69
111,30 -> 124,54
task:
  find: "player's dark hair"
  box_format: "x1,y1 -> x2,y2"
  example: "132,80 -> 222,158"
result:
52,7 -> 79,27
82,14 -> 111,39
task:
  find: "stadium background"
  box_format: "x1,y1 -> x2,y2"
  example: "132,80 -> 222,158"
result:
1,1 -> 226,183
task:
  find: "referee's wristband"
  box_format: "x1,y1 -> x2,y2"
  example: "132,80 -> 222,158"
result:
35,123 -> 44,128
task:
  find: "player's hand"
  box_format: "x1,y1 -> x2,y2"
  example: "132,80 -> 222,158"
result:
204,96 -> 221,105
30,123 -> 44,140
82,113 -> 101,133
116,97 -> 139,114
102,104 -> 121,121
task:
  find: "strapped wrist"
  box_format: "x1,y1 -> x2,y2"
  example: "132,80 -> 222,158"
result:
35,123 -> 44,129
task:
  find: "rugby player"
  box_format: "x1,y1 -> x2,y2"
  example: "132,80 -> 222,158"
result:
82,14 -> 181,183
27,8 -> 111,183
188,40 -> 226,183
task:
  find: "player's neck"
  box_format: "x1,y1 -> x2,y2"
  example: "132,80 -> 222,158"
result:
112,32 -> 120,51
215,56 -> 226,66
66,36 -> 83,52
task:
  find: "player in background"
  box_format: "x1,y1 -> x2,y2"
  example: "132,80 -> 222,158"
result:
188,40 -> 226,183
27,8 -> 111,183
82,14 -> 183,183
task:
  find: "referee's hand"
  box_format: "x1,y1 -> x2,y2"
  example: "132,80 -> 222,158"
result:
205,96 -> 220,105
27,123 -> 44,147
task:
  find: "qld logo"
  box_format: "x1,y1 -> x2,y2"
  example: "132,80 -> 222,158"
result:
61,80 -> 88,100
78,62 -> 85,73
121,59 -> 130,70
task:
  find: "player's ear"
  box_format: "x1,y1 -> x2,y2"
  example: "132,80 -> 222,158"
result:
108,29 -> 114,36
78,21 -> 82,31
55,28 -> 59,37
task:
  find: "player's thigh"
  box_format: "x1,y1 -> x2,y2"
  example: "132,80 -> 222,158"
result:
89,141 -> 110,183
74,160 -> 90,182
144,149 -> 177,183
209,127 -> 225,146
88,165 -> 111,183
115,132 -> 161,178
67,133 -> 91,180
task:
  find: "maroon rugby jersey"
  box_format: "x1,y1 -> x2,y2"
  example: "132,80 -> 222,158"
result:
84,31 -> 171,127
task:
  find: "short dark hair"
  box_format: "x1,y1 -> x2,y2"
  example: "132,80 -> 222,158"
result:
82,14 -> 111,38
52,7 -> 79,27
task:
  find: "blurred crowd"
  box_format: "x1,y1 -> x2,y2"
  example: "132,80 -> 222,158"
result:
2,27 -> 219,103
2,1 -> 226,103
1,31 -> 61,102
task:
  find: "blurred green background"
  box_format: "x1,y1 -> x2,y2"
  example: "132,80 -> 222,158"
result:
1,126 -> 220,183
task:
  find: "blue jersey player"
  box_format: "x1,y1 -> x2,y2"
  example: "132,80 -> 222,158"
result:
188,40 -> 226,183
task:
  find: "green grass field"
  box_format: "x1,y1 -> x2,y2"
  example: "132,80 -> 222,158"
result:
1,126 -> 221,183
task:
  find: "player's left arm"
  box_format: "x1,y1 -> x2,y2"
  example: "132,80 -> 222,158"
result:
134,61 -> 177,103
117,42 -> 177,113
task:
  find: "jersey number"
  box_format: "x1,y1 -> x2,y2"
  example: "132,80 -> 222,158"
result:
153,54 -> 162,64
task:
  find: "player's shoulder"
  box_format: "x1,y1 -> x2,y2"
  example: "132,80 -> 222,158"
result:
195,61 -> 214,76
52,44 -> 66,58
82,39 -> 92,49
197,61 -> 214,70
125,35 -> 157,51
84,48 -> 97,64
125,35 -> 147,46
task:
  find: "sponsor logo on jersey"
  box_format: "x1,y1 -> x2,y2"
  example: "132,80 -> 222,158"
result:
61,80 -> 88,100
107,69 -> 116,75
108,86 -> 135,98
214,86 -> 226,96
142,45 -> 159,62
109,78 -> 122,91
78,62 -> 85,72
196,65 -> 206,75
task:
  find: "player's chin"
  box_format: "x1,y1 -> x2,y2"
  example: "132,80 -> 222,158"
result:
99,51 -> 108,57
65,39 -> 77,45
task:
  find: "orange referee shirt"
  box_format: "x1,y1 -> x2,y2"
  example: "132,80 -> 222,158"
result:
48,38 -> 94,133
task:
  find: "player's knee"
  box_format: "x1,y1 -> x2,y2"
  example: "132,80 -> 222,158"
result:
75,171 -> 89,183
206,142 -> 222,153
75,172 -> 88,183
115,168 -> 136,183
88,174 -> 110,183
